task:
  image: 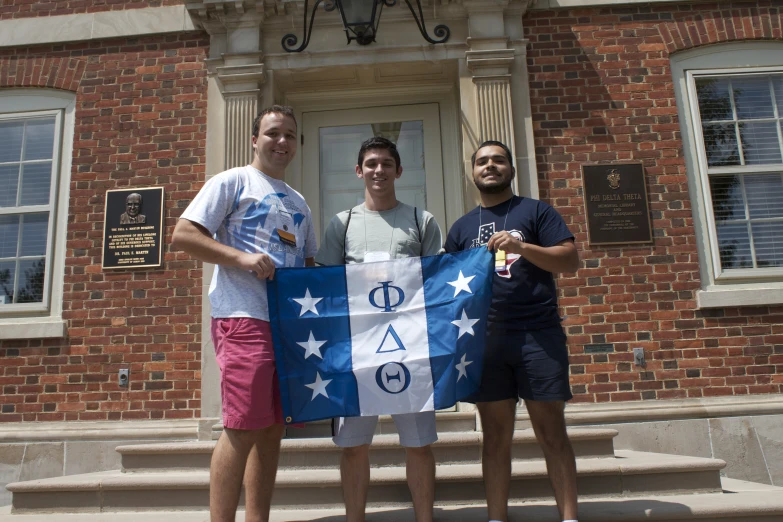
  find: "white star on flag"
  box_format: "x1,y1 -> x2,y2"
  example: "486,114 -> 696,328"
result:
455,353 -> 473,381
451,309 -> 479,339
296,331 -> 326,360
293,288 -> 322,317
447,271 -> 475,297
305,372 -> 332,400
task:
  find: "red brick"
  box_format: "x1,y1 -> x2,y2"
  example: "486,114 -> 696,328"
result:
2,3 -> 782,420
525,4 -> 782,403
0,32 -> 207,422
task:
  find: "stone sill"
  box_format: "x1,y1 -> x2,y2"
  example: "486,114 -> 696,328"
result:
0,319 -> 66,340
532,0 -> 685,8
697,287 -> 783,309
518,395 -> 783,425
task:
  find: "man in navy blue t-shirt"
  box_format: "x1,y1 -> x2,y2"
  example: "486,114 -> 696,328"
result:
445,140 -> 580,522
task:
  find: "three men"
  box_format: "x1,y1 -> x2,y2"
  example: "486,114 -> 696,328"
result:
316,137 -> 443,522
173,105 -> 317,522
445,140 -> 580,522
175,106 -> 577,521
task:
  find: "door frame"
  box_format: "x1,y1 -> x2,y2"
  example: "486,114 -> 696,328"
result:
302,103 -> 445,239
284,85 -> 463,234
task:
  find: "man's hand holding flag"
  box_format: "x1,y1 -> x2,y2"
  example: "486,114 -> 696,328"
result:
268,247 -> 493,424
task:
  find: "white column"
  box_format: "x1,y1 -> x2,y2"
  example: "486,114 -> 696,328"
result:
216,51 -> 266,167
189,1 -> 266,172
468,46 -> 517,157
459,43 -> 518,208
509,45 -> 540,200
477,80 -> 514,147
187,2 -> 266,434
459,0 -> 539,204
225,93 -> 257,169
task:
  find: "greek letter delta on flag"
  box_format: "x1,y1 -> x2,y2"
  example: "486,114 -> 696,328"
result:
268,247 -> 493,424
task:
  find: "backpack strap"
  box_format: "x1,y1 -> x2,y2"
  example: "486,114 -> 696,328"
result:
343,208 -> 352,260
414,206 -> 424,255
414,207 -> 421,241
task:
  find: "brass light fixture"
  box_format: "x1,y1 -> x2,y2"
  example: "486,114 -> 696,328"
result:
282,0 -> 450,53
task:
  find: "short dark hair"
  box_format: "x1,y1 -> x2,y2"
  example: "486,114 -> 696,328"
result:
357,136 -> 401,170
252,105 -> 297,137
471,140 -> 514,168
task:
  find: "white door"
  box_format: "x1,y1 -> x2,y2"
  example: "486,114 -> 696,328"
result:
302,104 -> 446,239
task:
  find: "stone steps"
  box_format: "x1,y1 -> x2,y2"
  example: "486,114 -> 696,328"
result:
7,450 -> 726,513
6,413 -> 782,522
118,427 -> 618,472
5,479 -> 783,521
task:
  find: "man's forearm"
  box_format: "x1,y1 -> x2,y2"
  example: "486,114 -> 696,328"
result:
172,220 -> 246,268
517,242 -> 579,274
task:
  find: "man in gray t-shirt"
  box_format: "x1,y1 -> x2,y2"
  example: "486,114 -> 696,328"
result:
315,137 -> 442,522
316,201 -> 442,266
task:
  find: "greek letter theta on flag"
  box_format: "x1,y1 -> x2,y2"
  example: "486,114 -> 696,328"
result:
268,248 -> 493,424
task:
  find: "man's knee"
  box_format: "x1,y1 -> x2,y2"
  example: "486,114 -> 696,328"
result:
342,444 -> 370,460
257,423 -> 285,442
223,427 -> 263,449
479,403 -> 516,441
482,414 -> 514,434
481,425 -> 514,456
528,402 -> 570,450
527,400 -> 565,425
537,430 -> 572,458
404,445 -> 433,459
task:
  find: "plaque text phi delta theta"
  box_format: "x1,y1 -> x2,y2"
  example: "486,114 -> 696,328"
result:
581,163 -> 653,246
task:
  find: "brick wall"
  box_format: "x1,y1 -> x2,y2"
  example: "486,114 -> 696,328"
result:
0,32 -> 209,421
526,1 -> 783,403
0,0 -> 185,20
2,1 -> 782,422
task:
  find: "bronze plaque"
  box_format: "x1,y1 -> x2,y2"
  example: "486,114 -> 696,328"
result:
102,187 -> 164,269
582,163 -> 653,245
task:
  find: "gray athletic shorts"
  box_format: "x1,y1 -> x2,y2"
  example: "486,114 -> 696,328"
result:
332,411 -> 438,448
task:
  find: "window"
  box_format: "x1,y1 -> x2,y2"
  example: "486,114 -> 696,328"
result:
0,90 -> 74,339
672,42 -> 783,307
693,73 -> 783,274
0,115 -> 59,308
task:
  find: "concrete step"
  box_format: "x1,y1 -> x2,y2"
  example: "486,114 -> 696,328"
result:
6,488 -> 783,522
119,427 -> 618,472
5,479 -> 783,521
237,410 -> 477,440
7,451 -> 726,513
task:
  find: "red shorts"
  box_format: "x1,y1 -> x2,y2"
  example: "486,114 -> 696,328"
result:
211,317 -> 284,430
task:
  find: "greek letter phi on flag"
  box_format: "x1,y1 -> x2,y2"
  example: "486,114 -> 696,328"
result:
267,248 -> 493,424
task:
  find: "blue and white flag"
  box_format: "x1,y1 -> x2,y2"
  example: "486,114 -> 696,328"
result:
268,247 -> 493,424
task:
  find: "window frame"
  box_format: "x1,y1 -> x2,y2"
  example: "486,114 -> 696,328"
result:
687,67 -> 783,281
0,90 -> 75,339
0,109 -> 63,313
672,42 -> 783,308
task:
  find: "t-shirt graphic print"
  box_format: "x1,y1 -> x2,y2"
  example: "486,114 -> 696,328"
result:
181,165 -> 317,321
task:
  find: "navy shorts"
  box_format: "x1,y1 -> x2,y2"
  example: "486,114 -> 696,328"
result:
467,324 -> 572,403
